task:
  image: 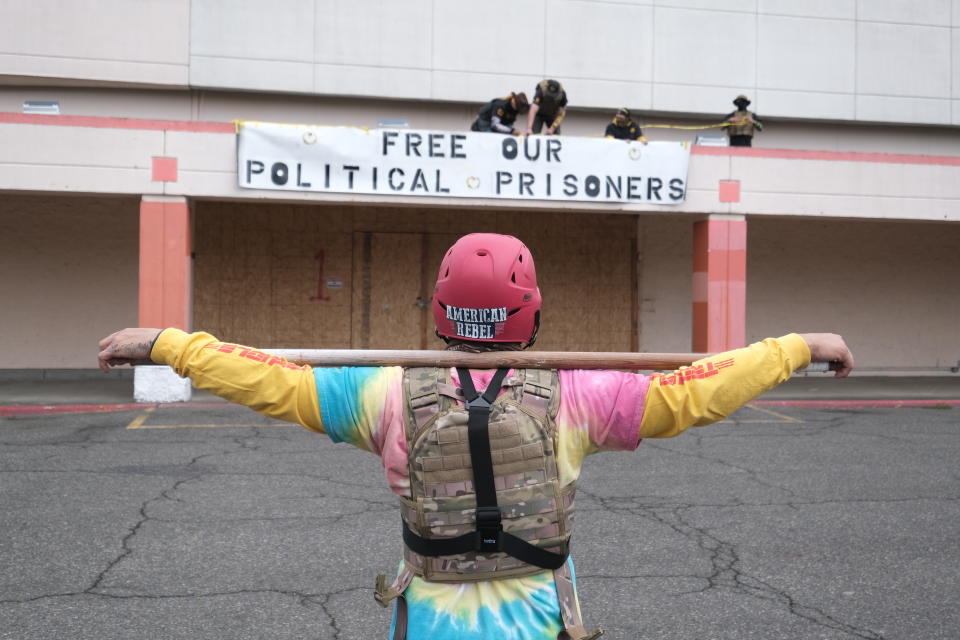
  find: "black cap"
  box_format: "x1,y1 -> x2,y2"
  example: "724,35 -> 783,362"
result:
733,94 -> 751,107
616,107 -> 631,118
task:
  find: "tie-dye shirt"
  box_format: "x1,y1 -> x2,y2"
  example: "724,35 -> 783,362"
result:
153,330 -> 811,640
314,366 -> 648,493
315,366 -> 647,639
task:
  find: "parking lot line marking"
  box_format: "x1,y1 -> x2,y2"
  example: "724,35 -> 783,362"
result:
746,404 -> 804,423
718,404 -> 804,424
126,406 -> 156,429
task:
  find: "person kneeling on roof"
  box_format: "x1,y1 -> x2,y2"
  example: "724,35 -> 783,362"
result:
604,107 -> 648,144
471,92 -> 529,135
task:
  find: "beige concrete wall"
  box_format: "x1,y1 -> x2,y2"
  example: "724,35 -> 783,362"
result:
2,1 -> 958,126
4,87 -> 959,157
0,0 -> 190,87
176,0 -> 960,127
637,214 -> 960,370
0,195 -> 139,368
746,217 -> 960,371
1,104 -> 957,222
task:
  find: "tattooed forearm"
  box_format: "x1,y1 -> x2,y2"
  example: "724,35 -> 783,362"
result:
106,340 -> 153,358
97,328 -> 163,372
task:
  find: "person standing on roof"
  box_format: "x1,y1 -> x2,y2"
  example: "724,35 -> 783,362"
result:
725,94 -> 764,147
471,92 -> 529,135
526,79 -> 568,136
604,107 -> 648,144
98,233 -> 853,640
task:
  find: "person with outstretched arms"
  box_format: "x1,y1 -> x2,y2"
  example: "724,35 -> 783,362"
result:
99,233 -> 853,640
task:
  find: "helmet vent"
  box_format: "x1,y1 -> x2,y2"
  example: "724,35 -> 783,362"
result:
507,307 -> 521,316
511,272 -> 516,283
444,267 -> 449,277
476,250 -> 488,256
518,254 -> 523,262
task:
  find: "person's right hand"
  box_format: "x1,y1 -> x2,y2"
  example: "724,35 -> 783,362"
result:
525,128 -> 534,136
512,128 -> 522,136
98,328 -> 163,373
798,333 -> 854,378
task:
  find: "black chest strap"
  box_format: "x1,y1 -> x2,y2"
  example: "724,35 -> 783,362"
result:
402,368 -> 567,570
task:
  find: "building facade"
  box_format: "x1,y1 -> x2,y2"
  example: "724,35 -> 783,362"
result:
1,0 -> 958,373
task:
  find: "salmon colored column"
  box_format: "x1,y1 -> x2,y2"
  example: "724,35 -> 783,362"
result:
692,215 -> 746,353
139,196 -> 191,329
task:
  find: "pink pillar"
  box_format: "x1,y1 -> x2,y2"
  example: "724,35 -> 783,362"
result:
692,215 -> 746,353
139,196 -> 191,329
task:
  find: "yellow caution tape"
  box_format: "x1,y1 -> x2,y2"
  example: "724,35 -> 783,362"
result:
638,121 -> 735,130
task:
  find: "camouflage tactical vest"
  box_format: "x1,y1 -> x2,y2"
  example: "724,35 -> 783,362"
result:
375,367 -> 601,640
727,109 -> 756,137
399,366 -> 572,581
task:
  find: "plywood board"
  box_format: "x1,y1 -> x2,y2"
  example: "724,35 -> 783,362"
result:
194,202 -> 354,348
194,201 -> 638,352
351,232 -> 425,349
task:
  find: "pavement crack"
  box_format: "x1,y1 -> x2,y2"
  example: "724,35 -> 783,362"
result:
79,436 -> 269,592
84,473 -> 206,595
642,441 -> 800,498
576,488 -> 886,639
312,593 -> 342,640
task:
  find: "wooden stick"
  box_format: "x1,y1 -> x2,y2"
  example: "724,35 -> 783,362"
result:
266,349 -> 710,370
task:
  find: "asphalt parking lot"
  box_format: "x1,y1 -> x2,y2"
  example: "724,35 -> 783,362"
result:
1,402 -> 958,639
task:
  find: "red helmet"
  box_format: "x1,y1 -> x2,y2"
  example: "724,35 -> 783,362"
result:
433,233 -> 541,344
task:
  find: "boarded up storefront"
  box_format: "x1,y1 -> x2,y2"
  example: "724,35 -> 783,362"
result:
193,202 -> 638,352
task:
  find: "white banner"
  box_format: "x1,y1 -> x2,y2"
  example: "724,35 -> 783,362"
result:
237,121 -> 690,204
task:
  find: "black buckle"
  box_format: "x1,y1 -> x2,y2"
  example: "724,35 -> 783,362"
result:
475,506 -> 502,552
466,396 -> 493,412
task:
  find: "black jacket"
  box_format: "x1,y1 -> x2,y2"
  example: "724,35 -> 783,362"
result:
605,119 -> 643,141
472,97 -> 519,133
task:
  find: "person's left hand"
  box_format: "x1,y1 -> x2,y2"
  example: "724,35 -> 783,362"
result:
545,126 -> 556,135
798,333 -> 855,378
98,328 -> 163,373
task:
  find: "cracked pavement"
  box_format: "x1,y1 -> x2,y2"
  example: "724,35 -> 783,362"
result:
1,404 -> 958,639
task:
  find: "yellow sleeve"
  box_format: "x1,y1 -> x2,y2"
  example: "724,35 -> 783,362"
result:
552,107 -> 566,127
150,328 -> 324,434
639,334 -> 810,438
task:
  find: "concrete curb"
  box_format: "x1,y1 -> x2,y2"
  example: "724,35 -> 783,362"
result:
753,399 -> 960,408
